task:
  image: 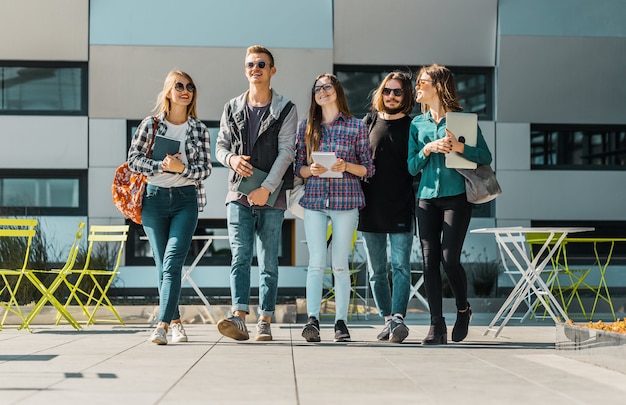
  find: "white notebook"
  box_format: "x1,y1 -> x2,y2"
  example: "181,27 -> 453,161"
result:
445,112 -> 478,169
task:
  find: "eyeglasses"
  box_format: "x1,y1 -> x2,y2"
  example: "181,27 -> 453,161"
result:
245,61 -> 268,69
417,79 -> 433,88
313,83 -> 334,94
174,82 -> 195,92
382,88 -> 403,97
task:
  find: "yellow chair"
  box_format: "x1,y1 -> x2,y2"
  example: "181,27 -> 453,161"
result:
20,222 -> 86,330
59,225 -> 129,326
0,218 -> 38,329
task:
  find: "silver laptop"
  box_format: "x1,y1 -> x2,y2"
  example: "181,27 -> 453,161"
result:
445,112 -> 478,169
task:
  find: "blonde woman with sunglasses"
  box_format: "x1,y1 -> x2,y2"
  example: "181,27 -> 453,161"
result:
128,70 -> 212,345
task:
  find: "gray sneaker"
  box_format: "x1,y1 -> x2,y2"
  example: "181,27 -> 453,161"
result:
377,318 -> 392,341
255,320 -> 272,341
389,316 -> 409,343
217,316 -> 250,341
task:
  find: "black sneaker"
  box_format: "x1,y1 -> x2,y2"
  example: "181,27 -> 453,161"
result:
377,318 -> 392,341
334,320 -> 351,342
302,316 -> 321,342
389,316 -> 409,343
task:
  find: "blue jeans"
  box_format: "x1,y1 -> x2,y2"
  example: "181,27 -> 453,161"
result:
303,208 -> 358,322
142,184 -> 198,324
362,230 -> 413,318
226,202 -> 284,317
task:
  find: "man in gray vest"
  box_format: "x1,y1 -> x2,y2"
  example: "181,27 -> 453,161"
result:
215,45 -> 297,341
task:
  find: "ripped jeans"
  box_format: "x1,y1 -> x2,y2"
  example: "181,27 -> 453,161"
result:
303,208 -> 359,322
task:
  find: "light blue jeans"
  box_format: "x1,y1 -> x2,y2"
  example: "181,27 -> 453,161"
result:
227,202 -> 284,317
362,230 -> 413,318
142,184 -> 198,324
303,208 -> 358,322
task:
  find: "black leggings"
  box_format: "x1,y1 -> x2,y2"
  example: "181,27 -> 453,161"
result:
417,194 -> 472,324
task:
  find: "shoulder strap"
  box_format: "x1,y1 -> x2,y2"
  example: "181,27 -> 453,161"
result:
145,116 -> 159,158
276,101 -> 294,125
364,111 -> 378,132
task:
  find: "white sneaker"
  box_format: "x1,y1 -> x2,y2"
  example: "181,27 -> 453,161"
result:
150,326 -> 167,345
170,322 -> 188,343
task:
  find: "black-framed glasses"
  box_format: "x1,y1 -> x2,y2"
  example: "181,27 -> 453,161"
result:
382,88 -> 403,97
313,83 -> 334,94
246,61 -> 268,69
174,82 -> 195,92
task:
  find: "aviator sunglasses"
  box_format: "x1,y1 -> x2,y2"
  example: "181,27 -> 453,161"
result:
382,88 -> 403,97
246,61 -> 268,69
174,82 -> 195,92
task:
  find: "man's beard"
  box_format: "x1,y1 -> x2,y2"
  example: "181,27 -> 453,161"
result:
383,106 -> 404,114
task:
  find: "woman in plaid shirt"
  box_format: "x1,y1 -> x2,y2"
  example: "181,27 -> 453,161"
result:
128,70 -> 212,345
295,74 -> 375,343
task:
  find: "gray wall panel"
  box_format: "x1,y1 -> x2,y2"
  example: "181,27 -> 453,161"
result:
0,0 -> 88,61
0,116 -> 87,169
89,46 -> 332,120
334,0 -> 497,66
497,36 -> 626,124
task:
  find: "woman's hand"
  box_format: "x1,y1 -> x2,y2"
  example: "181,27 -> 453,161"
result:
331,158 -> 347,173
445,129 -> 465,154
309,162 -> 328,177
163,153 -> 184,173
425,137 -> 453,155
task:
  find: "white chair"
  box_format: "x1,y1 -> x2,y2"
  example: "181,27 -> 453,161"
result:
496,231 -> 532,321
408,267 -> 429,310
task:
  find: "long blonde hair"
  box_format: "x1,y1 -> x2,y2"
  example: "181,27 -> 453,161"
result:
304,74 -> 352,163
153,70 -> 198,118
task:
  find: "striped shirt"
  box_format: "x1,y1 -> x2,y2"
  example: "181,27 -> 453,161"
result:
295,113 -> 374,211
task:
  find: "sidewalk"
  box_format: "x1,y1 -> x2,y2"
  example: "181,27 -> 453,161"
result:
1,313 -> 625,404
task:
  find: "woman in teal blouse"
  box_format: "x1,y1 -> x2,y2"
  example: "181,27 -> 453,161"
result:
407,64 -> 492,345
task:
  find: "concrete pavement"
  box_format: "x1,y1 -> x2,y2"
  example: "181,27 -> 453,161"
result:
1,313 -> 625,405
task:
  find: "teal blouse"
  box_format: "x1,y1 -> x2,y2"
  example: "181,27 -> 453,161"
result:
407,111 -> 492,199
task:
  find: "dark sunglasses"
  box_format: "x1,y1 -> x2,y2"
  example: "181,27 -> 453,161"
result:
313,83 -> 334,94
382,88 -> 403,97
174,82 -> 195,92
246,61 -> 268,69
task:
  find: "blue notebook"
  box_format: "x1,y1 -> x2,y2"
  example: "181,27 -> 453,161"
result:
237,167 -> 283,207
152,135 -> 181,161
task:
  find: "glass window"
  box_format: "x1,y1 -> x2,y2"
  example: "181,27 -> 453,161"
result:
0,61 -> 87,115
0,170 -> 87,216
127,119 -> 222,166
125,218 -> 295,266
531,124 -> 626,169
335,65 -> 493,120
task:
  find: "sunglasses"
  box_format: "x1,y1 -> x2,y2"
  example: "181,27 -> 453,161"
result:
174,82 -> 195,92
313,83 -> 334,94
246,61 -> 268,69
382,88 -> 403,97
417,79 -> 433,88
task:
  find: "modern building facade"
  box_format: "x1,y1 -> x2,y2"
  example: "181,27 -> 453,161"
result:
1,0 -> 625,293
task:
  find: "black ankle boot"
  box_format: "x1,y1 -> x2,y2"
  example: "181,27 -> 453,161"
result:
452,304 -> 472,342
422,318 -> 447,345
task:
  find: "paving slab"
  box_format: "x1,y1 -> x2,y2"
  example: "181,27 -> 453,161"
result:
1,313 -> 625,404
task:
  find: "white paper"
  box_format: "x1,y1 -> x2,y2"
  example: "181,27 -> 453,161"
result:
312,151 -> 343,178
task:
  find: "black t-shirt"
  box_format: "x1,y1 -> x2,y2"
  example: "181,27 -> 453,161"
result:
358,113 -> 416,233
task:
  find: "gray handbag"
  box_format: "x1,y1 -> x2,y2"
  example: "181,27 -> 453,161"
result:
456,165 -> 502,204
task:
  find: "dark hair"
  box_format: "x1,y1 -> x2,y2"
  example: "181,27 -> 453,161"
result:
371,71 -> 415,114
417,64 -> 462,114
304,74 -> 352,163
